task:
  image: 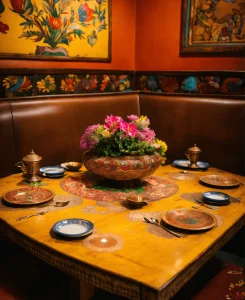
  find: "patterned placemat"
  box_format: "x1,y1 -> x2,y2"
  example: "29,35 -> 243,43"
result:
60,173 -> 178,202
126,210 -> 223,239
82,233 -> 123,252
168,172 -> 198,181
0,195 -> 82,212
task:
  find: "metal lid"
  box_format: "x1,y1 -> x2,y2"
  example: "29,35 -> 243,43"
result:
23,150 -> 42,162
187,144 -> 201,152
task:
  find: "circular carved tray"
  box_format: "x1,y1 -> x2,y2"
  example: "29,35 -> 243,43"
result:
200,175 -> 240,188
2,187 -> 55,206
162,208 -> 217,231
60,173 -> 178,202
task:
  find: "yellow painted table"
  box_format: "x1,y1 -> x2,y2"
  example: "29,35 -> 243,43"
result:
0,165 -> 244,300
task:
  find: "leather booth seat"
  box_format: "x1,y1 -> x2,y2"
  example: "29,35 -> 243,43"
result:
0,92 -> 244,178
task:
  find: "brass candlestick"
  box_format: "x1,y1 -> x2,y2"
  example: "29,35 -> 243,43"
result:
16,150 -> 42,182
185,144 -> 201,169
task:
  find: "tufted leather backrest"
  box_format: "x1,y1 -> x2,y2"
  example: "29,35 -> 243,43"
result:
139,93 -> 245,176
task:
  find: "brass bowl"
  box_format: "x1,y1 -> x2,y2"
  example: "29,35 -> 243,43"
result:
62,162 -> 82,171
126,195 -> 149,208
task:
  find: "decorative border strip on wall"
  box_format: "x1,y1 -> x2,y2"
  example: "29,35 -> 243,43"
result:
136,71 -> 245,96
0,69 -> 244,98
0,69 -> 135,98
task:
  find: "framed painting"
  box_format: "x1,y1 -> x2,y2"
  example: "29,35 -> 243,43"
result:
0,0 -> 111,61
180,0 -> 245,56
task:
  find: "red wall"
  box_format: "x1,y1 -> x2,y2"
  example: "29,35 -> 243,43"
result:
0,0 -> 136,70
135,0 -> 245,71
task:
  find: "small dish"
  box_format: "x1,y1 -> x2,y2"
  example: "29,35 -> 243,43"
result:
52,218 -> 94,238
203,191 -> 230,205
61,162 -> 82,171
126,195 -> 149,208
40,166 -> 65,176
172,159 -> 210,170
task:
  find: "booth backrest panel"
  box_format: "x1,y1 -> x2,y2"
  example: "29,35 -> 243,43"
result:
0,102 -> 16,178
139,94 -> 245,176
0,93 -> 140,177
0,92 -> 244,178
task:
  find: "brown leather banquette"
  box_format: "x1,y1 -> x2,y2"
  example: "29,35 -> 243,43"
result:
0,91 -> 244,178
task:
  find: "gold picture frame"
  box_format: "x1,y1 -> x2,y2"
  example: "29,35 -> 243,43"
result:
180,0 -> 245,56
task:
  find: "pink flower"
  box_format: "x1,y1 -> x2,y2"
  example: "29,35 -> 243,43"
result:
104,115 -> 123,133
137,128 -> 156,142
127,115 -> 139,121
120,121 -> 138,137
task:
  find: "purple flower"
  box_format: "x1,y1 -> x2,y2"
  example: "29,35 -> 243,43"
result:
80,124 -> 100,150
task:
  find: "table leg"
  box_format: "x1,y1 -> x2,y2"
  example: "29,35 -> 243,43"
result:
80,279 -> 95,300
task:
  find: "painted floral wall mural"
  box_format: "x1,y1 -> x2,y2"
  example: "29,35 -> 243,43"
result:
0,0 -> 110,60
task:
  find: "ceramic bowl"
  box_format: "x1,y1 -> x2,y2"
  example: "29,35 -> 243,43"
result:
202,191 -> 230,204
126,195 -> 149,208
40,166 -> 65,176
61,162 -> 82,171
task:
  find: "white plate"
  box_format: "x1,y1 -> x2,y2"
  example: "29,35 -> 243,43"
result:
52,218 -> 94,238
173,159 -> 210,169
203,191 -> 230,205
40,166 -> 65,175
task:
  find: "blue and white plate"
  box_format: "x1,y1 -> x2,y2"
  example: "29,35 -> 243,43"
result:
203,191 -> 230,205
40,166 -> 65,176
52,218 -> 94,238
172,159 -> 210,170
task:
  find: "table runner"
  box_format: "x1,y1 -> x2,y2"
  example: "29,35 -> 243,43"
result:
60,173 -> 178,202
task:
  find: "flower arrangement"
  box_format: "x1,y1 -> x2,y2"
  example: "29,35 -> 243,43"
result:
80,115 -> 167,158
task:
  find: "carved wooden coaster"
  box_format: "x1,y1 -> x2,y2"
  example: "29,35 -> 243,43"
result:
82,233 -> 123,253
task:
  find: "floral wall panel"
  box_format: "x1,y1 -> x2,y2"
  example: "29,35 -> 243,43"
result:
2,75 -> 34,97
138,72 -> 245,96
100,75 -> 133,92
35,75 -> 57,95
59,74 -> 99,94
0,0 -> 111,61
0,70 -> 135,98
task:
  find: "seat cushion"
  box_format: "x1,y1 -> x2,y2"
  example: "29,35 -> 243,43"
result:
192,264 -> 245,300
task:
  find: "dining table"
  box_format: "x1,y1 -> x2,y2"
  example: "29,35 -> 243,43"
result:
0,164 -> 244,300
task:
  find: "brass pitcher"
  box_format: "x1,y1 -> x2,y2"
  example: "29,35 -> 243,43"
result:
16,150 -> 42,182
185,144 -> 201,169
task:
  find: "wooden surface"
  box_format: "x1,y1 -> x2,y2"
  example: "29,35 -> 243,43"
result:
0,165 -> 244,300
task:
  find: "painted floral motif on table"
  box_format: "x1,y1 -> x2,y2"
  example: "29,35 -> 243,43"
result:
139,75 -> 245,95
0,0 -> 110,61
